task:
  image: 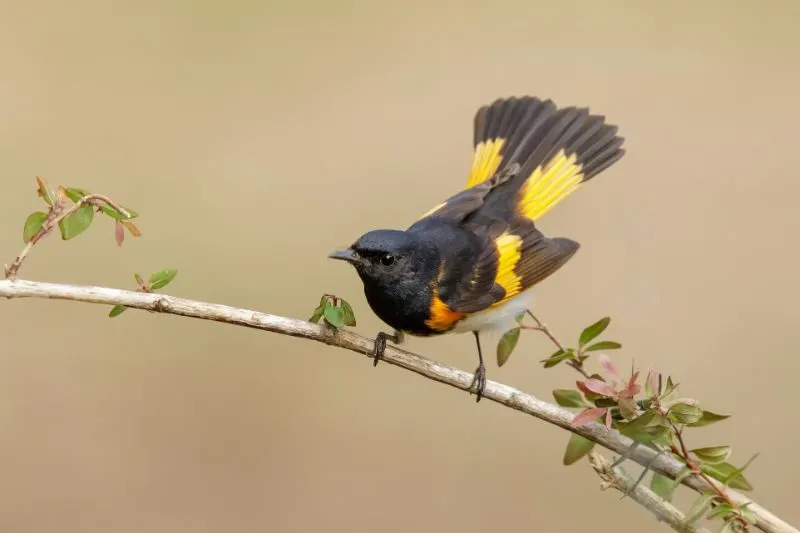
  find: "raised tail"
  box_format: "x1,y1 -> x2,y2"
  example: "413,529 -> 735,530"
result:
466,96 -> 625,222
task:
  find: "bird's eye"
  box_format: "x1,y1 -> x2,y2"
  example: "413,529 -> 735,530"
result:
380,254 -> 395,266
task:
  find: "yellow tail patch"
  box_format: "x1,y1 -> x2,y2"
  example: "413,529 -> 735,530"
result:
518,149 -> 584,221
466,138 -> 505,188
492,231 -> 523,306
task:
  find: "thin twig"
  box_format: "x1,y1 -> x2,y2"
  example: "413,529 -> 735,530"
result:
0,279 -> 795,533
669,420 -> 750,531
588,451 -> 713,533
4,194 -> 131,279
524,310 -> 591,379
83,194 -> 131,219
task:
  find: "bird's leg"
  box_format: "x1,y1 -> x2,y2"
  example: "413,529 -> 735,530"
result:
469,331 -> 487,402
371,329 -> 404,367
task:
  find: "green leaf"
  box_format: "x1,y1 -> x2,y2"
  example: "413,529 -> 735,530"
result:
621,410 -> 660,431
64,187 -> 91,203
579,316 -> 610,347
668,402 -> 703,425
700,461 -> 753,491
541,348 -> 574,368
619,411 -> 671,443
108,304 -> 127,318
583,340 -> 622,352
58,204 -> 94,240
692,445 -> 732,465
617,397 -> 639,420
98,203 -> 138,220
563,433 -> 595,465
685,493 -> 716,524
706,503 -> 735,521
738,502 -> 757,523
663,376 -> 678,398
496,327 -> 520,367
22,211 -> 48,243
687,410 -> 731,427
149,268 -> 178,290
650,473 -> 677,502
552,389 -> 585,408
340,299 -> 357,327
653,466 -> 693,501
134,273 -> 145,286
323,302 -> 343,328
309,295 -> 329,323
309,306 -> 325,323
721,453 -> 759,490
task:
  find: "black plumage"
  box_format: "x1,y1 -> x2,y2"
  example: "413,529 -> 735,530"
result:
329,95 -> 626,401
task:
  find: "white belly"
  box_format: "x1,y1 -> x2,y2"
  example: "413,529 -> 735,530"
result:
450,288 -> 536,337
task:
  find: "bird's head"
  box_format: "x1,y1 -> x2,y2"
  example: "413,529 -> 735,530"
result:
328,229 -> 437,291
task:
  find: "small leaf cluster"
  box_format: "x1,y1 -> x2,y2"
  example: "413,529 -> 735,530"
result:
541,316 -> 621,369
23,177 -> 140,245
109,268 -> 178,318
681,492 -> 758,533
548,318 -> 757,532
309,294 -> 356,328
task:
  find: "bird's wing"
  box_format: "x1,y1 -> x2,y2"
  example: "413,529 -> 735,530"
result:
421,218 -> 580,333
418,96 -> 624,319
466,96 -> 625,223
416,96 -> 624,226
441,219 -> 580,314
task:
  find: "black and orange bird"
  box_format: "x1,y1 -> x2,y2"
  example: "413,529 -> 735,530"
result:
329,96 -> 625,401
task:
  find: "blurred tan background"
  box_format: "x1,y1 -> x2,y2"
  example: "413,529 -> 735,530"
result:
1,1 -> 799,531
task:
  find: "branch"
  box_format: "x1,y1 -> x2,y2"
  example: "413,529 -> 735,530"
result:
587,451 -> 712,533
0,278 -> 795,533
5,191 -> 133,279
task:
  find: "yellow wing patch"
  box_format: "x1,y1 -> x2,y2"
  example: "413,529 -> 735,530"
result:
518,149 -> 584,221
466,138 -> 505,188
491,231 -> 523,306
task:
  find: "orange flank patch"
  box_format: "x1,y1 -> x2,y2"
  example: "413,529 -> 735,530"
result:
425,293 -> 465,331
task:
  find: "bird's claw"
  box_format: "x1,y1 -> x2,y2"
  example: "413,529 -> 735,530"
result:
372,332 -> 388,367
469,363 -> 487,402
371,330 -> 404,367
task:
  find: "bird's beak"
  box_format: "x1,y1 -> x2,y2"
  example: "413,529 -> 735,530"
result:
328,248 -> 357,264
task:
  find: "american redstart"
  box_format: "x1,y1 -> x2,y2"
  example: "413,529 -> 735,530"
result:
329,96 -> 625,401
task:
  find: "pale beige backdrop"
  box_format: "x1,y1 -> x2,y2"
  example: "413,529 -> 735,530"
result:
1,1 -> 798,532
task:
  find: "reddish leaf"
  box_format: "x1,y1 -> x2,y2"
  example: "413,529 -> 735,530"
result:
114,220 -> 125,246
56,185 -> 69,204
578,378 -> 617,398
605,407 -> 613,429
571,407 -> 608,427
36,176 -> 56,206
122,220 -> 142,237
619,371 -> 641,398
598,353 -> 622,382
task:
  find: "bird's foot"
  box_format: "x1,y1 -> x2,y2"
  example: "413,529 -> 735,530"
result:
468,363 -> 487,402
371,330 -> 404,367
